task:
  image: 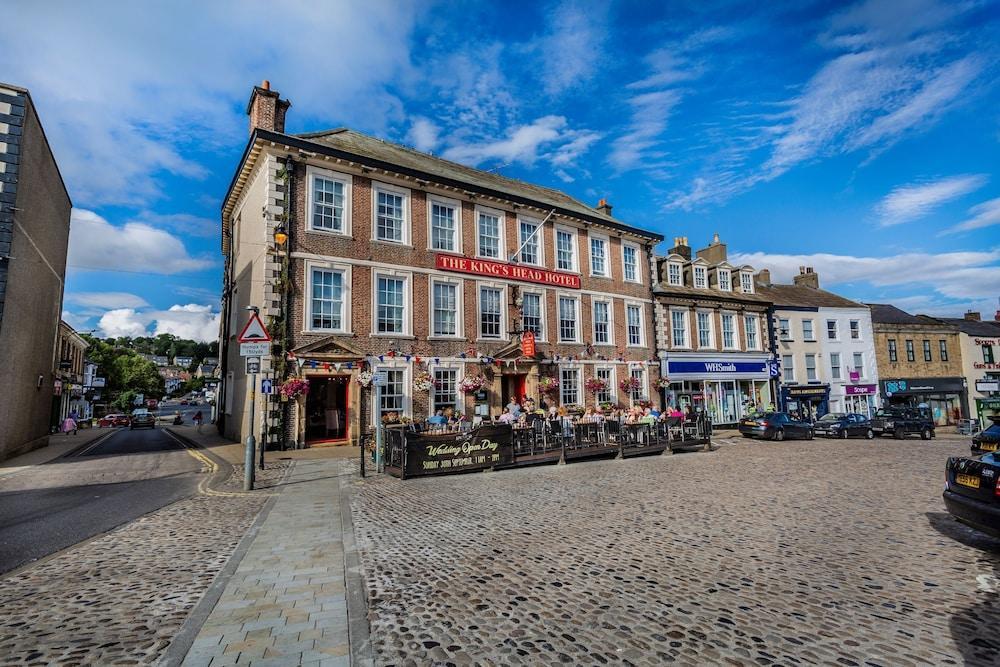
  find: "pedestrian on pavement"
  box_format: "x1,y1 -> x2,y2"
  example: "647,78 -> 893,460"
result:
193,410 -> 204,433
62,415 -> 78,436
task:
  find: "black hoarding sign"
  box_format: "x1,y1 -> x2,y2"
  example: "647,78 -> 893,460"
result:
404,424 -> 514,478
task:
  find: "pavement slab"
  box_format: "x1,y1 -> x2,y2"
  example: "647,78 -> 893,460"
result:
351,434 -> 1000,666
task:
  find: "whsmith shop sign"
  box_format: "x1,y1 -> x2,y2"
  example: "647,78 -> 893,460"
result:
400,424 -> 514,478
664,357 -> 774,379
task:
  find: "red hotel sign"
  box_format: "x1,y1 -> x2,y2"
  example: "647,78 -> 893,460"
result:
435,254 -> 581,289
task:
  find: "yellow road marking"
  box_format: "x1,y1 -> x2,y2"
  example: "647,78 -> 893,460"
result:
164,429 -> 276,497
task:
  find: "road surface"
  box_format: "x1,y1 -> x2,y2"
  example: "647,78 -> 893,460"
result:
0,417 -> 210,574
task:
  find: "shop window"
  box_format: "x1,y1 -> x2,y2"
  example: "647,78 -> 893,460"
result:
560,368 -> 580,405
905,339 -> 915,362
888,339 -> 898,362
923,340 -> 932,362
805,354 -> 817,381
939,340 -> 948,361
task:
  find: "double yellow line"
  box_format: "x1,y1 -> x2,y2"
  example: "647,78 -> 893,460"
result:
164,429 -> 274,497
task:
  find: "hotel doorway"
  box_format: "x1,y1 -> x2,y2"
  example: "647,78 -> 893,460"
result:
502,374 -> 528,408
305,375 -> 349,444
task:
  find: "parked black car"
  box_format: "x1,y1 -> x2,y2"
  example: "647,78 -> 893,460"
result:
943,453 -> 1000,538
739,412 -> 814,441
129,409 -> 156,430
870,406 -> 935,440
813,413 -> 874,439
972,416 -> 1000,455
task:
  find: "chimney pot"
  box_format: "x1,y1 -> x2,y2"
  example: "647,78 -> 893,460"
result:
596,198 -> 613,215
964,310 -> 982,321
262,79 -> 270,90
247,80 -> 291,135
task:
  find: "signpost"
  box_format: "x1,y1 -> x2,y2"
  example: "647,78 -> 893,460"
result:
373,371 -> 388,472
261,379 -> 273,394
239,308 -> 271,491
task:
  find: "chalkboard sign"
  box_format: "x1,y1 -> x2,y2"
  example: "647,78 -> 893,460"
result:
404,424 -> 514,477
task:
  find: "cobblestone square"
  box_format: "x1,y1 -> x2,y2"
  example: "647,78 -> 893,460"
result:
352,435 -> 1000,666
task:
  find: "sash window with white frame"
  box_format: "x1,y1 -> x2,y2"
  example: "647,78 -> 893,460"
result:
590,236 -> 608,276
432,281 -> 458,337
559,297 -> 578,342
593,300 -> 611,344
623,244 -> 639,282
849,319 -> 860,339
309,170 -> 348,233
805,353 -> 817,381
718,269 -> 731,291
595,367 -> 613,404
522,292 -> 543,338
626,304 -> 643,346
309,268 -> 345,331
668,263 -> 682,286
740,271 -> 754,293
376,275 -> 406,334
432,368 -> 458,414
477,210 -> 501,259
378,369 -> 406,421
556,228 -> 576,271
430,199 -> 458,251
853,352 -> 864,377
375,189 -> 406,243
630,366 -> 646,402
519,219 -> 540,265
783,355 -> 794,382
830,352 -> 841,380
697,311 -> 712,349
744,314 -> 759,350
694,266 -> 707,288
479,286 -> 503,339
802,319 -> 814,341
671,309 -> 689,348
560,367 -> 580,405
722,313 -> 738,349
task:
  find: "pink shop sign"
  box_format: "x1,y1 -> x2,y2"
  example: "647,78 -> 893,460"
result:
845,384 -> 876,395
849,370 -> 860,382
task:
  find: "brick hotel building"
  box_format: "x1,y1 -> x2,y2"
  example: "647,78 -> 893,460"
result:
218,82 -> 663,447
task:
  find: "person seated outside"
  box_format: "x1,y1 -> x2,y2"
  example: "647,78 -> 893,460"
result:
640,407 -> 656,424
428,410 -> 447,426
649,405 -> 661,418
496,407 -> 515,424
593,406 -> 606,422
580,406 -> 598,423
506,399 -> 522,419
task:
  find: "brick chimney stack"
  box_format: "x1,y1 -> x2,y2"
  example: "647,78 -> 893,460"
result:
247,79 -> 291,135
668,236 -> 691,260
695,232 -> 727,264
793,266 -> 820,289
755,268 -> 772,287
596,198 -> 613,216
964,310 -> 981,321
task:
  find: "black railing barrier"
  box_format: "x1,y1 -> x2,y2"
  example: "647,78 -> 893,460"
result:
375,416 -> 713,479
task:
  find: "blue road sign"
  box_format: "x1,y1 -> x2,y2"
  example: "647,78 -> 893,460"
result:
261,379 -> 274,395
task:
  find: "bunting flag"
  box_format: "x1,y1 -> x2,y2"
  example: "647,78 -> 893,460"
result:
296,358 -> 305,371
387,350 -> 396,358
434,357 -> 440,364
379,355 -> 385,362
459,352 -> 466,358
323,362 -> 330,371
310,360 -> 317,369
415,356 -> 421,364
347,361 -> 354,369
334,362 -> 342,371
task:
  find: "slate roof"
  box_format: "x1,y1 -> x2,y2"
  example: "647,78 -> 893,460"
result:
233,127 -> 662,241
939,317 -> 1000,337
866,303 -> 926,325
653,283 -> 772,305
756,283 -> 864,309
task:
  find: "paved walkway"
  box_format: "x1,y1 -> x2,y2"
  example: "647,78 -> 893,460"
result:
179,458 -> 370,667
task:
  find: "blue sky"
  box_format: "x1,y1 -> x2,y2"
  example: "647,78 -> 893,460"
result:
7,0 -> 1000,341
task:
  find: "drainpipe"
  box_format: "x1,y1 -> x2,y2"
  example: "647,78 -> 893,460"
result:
766,304 -> 778,411
282,155 -> 295,447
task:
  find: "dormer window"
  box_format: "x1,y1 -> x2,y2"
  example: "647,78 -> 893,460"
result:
718,269 -> 731,291
740,271 -> 754,294
668,263 -> 682,286
694,266 -> 707,289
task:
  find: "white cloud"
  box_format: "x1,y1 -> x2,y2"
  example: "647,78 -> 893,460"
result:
67,292 -> 150,309
609,90 -> 684,172
947,196 -> 1000,233
96,304 -> 220,342
6,1 -> 422,206
443,116 -> 576,167
127,211 -> 217,238
732,249 -> 1000,302
536,0 -> 609,96
876,173 -> 987,226
68,209 -> 215,274
406,117 -> 441,153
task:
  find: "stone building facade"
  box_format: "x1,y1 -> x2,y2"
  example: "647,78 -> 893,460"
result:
653,235 -> 773,426
868,304 -> 967,425
756,268 -> 880,419
54,321 -> 89,427
0,83 -> 72,460
939,312 -> 1000,427
219,82 -> 663,447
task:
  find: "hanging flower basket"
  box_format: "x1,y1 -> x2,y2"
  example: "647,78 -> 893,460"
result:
413,371 -> 435,392
537,376 -> 558,396
619,376 -> 642,394
357,370 -> 374,387
584,377 -> 608,394
655,377 -> 672,389
279,378 -> 309,399
458,375 -> 487,393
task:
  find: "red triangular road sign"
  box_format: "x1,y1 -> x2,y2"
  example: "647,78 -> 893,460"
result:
238,312 -> 271,343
